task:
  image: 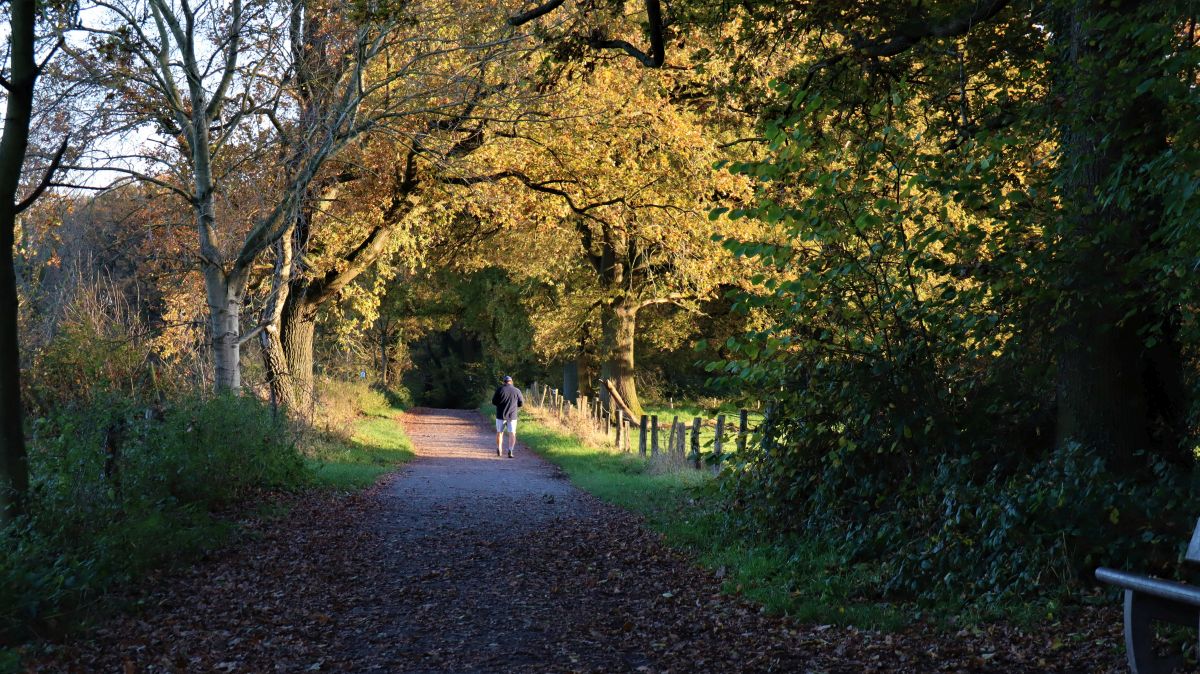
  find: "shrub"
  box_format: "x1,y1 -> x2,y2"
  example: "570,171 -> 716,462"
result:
2,392 -> 307,642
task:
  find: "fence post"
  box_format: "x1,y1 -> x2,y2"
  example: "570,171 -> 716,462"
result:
539,385 -> 548,408
558,392 -> 564,418
616,410 -> 625,451
580,395 -> 588,421
650,415 -> 659,456
713,414 -> 726,469
737,409 -> 748,454
668,416 -> 680,456
690,418 -> 701,469
760,403 -> 774,452
677,422 -> 687,459
639,415 -> 648,456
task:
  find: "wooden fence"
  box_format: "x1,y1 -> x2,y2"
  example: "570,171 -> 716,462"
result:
524,381 -> 767,470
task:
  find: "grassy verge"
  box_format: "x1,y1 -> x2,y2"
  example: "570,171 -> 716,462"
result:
485,403 -> 907,630
306,385 -> 414,490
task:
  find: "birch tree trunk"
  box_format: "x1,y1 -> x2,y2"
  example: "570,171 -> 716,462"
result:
204,269 -> 246,391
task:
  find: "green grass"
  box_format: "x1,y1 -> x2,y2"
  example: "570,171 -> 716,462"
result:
503,404 -> 907,630
307,399 -> 414,490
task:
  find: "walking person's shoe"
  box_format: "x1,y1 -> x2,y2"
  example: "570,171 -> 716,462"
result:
506,452 -> 514,458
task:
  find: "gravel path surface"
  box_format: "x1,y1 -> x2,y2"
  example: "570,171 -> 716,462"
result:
23,408 -> 1129,673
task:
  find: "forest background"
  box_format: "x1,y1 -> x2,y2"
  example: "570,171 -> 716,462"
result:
1,0 -> 1199,648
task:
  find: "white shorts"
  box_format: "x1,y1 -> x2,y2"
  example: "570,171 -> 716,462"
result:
496,419 -> 518,434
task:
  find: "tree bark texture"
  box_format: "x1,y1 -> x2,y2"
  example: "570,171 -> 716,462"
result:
205,269 -> 245,392
281,298 -> 317,411
602,299 -> 643,420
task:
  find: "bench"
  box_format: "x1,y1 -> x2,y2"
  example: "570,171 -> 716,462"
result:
1096,519 -> 1200,674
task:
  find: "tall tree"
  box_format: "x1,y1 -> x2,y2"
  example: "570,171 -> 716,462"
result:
70,0 -> 465,392
249,0 -> 531,410
0,0 -> 71,522
451,54 -> 754,418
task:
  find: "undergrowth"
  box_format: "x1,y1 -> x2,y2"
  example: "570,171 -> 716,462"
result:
1,379 -> 412,660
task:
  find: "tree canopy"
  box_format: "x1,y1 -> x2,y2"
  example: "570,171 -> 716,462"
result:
3,0 -> 1200,618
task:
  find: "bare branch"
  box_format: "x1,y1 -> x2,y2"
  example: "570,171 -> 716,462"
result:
206,0 -> 242,121
59,163 -> 194,201
15,136 -> 70,214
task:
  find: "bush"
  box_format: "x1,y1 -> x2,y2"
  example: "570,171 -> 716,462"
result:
1,392 -> 307,642
25,273 -> 154,413
708,86 -> 1200,607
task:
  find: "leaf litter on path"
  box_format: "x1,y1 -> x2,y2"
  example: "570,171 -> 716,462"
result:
23,409 -> 1129,673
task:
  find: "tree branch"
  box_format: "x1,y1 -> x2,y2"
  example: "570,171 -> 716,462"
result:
588,0 -> 664,68
15,136 -> 69,214
442,170 -> 622,218
851,0 -> 1011,58
636,294 -> 690,311
507,0 -> 566,26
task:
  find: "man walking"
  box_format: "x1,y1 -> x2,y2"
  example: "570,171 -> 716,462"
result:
491,375 -> 523,458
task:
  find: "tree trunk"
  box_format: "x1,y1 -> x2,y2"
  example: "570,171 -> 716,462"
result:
562,361 -> 578,403
260,222 -> 299,411
0,207 -> 26,523
379,328 -> 390,387
281,298 -> 317,410
0,0 -> 38,522
602,299 -> 643,419
205,270 -> 244,391
1051,0 -> 1185,465
261,326 -> 299,411
575,328 -> 593,398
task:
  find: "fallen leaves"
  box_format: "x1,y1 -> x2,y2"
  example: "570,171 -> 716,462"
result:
18,410 -> 1133,673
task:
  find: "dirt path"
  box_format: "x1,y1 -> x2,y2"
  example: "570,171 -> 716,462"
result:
25,408 -> 1127,673
328,408 -> 817,672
